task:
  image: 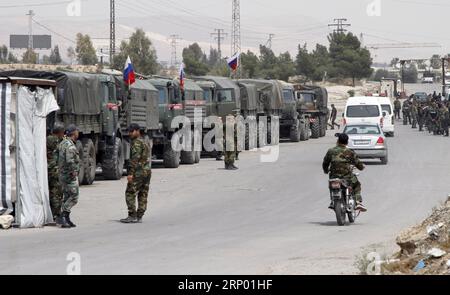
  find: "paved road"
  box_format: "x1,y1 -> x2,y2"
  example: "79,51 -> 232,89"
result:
1,122 -> 449,275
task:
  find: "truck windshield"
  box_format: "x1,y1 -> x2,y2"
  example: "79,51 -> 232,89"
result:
217,89 -> 234,102
158,88 -> 166,104
300,93 -> 315,103
283,90 -> 294,102
346,105 -> 380,117
203,90 -> 212,102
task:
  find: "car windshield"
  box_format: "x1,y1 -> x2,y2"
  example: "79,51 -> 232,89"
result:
346,105 -> 380,117
381,104 -> 392,114
344,125 -> 381,135
283,90 -> 294,102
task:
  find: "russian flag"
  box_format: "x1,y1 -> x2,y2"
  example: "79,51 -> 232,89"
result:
227,52 -> 240,71
179,62 -> 185,91
123,56 -> 136,86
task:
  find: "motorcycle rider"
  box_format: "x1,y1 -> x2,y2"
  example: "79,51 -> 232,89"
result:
322,133 -> 367,212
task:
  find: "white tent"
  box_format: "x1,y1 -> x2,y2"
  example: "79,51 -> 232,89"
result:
0,77 -> 59,228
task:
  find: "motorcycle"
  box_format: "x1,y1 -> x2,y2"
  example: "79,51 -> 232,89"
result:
328,169 -> 360,226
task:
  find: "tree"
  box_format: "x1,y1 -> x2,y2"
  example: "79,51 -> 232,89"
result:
430,54 -> 441,70
240,50 -> 260,78
182,43 -> 209,76
295,43 -> 314,80
259,45 -> 278,79
75,33 -> 98,65
0,45 -> 18,64
403,64 -> 418,83
49,45 -> 62,65
207,48 -> 220,67
373,69 -> 398,81
42,55 -> 51,65
22,48 -> 38,64
67,46 -> 76,65
112,28 -> 158,75
311,44 -> 330,81
328,32 -> 373,85
390,57 -> 400,68
275,52 -> 295,81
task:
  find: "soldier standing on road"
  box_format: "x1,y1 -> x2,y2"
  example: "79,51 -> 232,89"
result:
402,98 -> 412,125
441,105 -> 450,137
394,97 -> 402,120
224,115 -> 238,171
418,103 -> 425,132
121,124 -> 152,224
330,104 -> 340,130
411,101 -> 418,129
47,123 -> 65,221
57,125 -> 80,229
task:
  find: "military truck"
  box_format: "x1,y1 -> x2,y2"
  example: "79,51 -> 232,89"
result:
276,81 -> 310,142
294,85 -> 329,139
148,77 -> 205,168
194,76 -> 258,150
1,70 -> 160,185
239,79 -> 284,146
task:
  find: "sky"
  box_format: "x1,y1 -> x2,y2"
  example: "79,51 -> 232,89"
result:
1,0 -> 450,64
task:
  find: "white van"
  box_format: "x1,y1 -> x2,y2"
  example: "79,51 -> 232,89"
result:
377,97 -> 395,137
344,97 -> 384,131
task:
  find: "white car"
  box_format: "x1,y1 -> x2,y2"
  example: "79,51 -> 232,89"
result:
343,97 -> 384,130
377,97 -> 395,137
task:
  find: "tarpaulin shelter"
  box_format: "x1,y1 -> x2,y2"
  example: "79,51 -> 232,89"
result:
0,76 -> 58,228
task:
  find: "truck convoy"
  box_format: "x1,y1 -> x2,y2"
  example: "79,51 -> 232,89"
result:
0,69 -> 331,185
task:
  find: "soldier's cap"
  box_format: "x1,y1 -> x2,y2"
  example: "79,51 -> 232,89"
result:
65,124 -> 79,135
127,123 -> 141,132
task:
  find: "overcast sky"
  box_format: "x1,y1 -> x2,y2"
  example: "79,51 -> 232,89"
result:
1,0 -> 449,64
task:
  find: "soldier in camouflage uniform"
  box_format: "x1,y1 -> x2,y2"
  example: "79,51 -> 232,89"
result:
57,125 -> 80,228
322,133 -> 366,212
402,98 -> 412,125
224,115 -> 238,170
121,124 -> 152,224
440,105 -> 449,137
46,123 -> 65,220
411,101 -> 418,129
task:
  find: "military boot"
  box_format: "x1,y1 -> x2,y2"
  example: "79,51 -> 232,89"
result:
231,164 -> 239,170
57,213 -> 71,229
120,216 -> 138,224
66,212 -> 76,228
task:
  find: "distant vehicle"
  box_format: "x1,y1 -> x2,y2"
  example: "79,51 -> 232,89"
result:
343,123 -> 388,165
414,92 -> 428,103
422,77 -> 434,84
380,78 -> 402,98
343,97 -> 384,129
377,97 -> 395,137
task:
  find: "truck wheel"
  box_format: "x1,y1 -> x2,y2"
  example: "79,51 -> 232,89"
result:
76,141 -> 85,185
299,121 -> 307,141
181,150 -> 196,165
290,120 -> 301,142
311,119 -> 321,139
267,122 -> 272,145
163,144 -> 180,168
102,137 -> 124,180
81,138 -> 96,185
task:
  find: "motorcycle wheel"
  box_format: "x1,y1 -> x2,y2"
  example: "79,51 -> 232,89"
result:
334,200 -> 346,226
348,197 -> 356,224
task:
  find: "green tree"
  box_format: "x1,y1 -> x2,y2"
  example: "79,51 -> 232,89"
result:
259,45 -> 278,79
67,46 -> 76,65
390,57 -> 400,68
22,48 -> 38,64
42,55 -> 51,65
182,43 -> 209,76
207,48 -> 220,67
403,64 -> 418,83
208,60 -> 229,77
0,45 -> 18,64
240,50 -> 260,78
328,32 -> 373,86
113,29 -> 158,75
75,33 -> 98,65
295,43 -> 314,80
275,51 -> 295,81
49,45 -> 62,65
311,44 -> 330,81
430,54 -> 441,70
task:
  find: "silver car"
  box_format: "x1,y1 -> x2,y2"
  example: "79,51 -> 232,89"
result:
342,123 -> 388,165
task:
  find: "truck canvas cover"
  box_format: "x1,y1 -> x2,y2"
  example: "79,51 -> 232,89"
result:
196,76 -> 241,99
237,82 -> 257,111
239,79 -> 283,112
294,84 -> 328,111
0,70 -> 102,115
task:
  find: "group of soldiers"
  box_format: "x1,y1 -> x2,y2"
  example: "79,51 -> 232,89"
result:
46,120 -> 240,227
393,92 -> 450,137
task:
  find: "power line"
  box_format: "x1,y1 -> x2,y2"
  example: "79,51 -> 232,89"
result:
211,29 -> 227,59
110,0 -> 115,65
32,18 -> 76,44
0,1 -> 71,8
328,18 -> 351,34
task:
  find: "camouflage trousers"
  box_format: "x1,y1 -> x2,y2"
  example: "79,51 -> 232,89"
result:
331,175 -> 362,203
60,178 -> 79,213
125,174 -> 151,218
224,151 -> 236,166
48,175 -> 63,218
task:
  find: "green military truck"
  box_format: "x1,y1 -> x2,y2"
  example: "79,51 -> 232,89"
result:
276,80 -> 310,142
294,84 -> 329,139
194,76 -> 259,150
239,79 -> 284,146
148,77 -> 205,168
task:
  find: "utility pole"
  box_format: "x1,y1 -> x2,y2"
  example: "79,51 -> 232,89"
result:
231,0 -> 241,78
211,29 -> 227,59
266,34 -> 275,49
328,18 -> 351,34
26,10 -> 35,50
110,0 -> 116,65
442,57 -> 448,97
169,34 -> 182,68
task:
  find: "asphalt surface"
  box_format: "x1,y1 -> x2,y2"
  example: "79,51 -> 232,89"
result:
1,122 -> 449,275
